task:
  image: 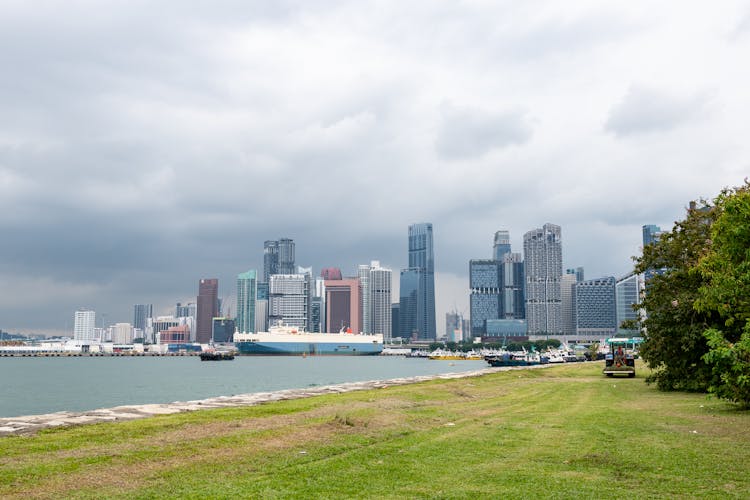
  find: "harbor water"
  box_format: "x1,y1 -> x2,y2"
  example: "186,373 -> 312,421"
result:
0,356 -> 486,418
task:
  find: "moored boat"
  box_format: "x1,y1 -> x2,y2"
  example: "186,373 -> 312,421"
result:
199,351 -> 235,361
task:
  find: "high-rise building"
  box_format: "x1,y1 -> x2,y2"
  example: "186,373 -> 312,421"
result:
493,230 -> 511,260
566,267 -> 584,283
642,225 -> 663,247
73,310 -> 96,341
560,271 -> 578,337
212,317 -> 236,343
236,270 -> 257,333
470,259 -> 502,337
446,310 -> 467,342
469,232 -> 524,337
616,273 -> 643,333
112,323 -> 133,344
324,278 -> 361,333
263,238 -> 295,281
391,303 -> 400,340
133,304 -> 152,332
255,282 -> 269,333
196,278 -> 219,344
399,223 -> 436,340
368,261 -> 392,339
575,277 -> 617,339
358,265 -> 371,334
524,223 -> 563,338
175,302 -> 196,319
269,274 -> 310,330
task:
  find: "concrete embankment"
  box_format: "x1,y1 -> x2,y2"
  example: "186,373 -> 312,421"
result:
0,364 -> 550,436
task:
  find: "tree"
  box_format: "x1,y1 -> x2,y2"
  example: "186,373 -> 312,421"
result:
694,183 -> 750,406
633,198 -> 719,391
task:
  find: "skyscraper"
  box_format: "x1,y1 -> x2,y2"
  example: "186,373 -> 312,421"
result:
399,223 -> 436,340
236,270 -> 257,334
469,259 -> 502,336
268,274 -> 310,330
73,309 -> 96,341
196,278 -> 219,343
616,273 -> 643,333
264,238 -> 296,281
368,261 -> 392,339
133,304 -> 152,333
642,225 -> 663,247
493,230 -> 511,260
358,264 -> 370,334
320,267 -> 343,280
575,276 -> 617,339
501,252 -> 525,319
524,223 -> 563,337
255,282 -> 269,333
324,278 -> 360,333
560,270 -> 578,337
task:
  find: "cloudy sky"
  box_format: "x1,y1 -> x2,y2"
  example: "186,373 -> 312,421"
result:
1,1 -> 748,336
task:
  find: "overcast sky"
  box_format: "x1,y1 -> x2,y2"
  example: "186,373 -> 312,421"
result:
1,1 -> 748,336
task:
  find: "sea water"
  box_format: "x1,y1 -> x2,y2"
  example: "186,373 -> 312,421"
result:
0,356 -> 486,418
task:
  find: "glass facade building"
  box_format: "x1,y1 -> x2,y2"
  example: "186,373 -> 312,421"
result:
470,259 -> 502,336
236,270 -> 257,333
268,274 -> 310,330
616,273 -> 643,333
399,223 -> 436,340
524,223 -> 563,337
575,276 -> 617,338
196,278 -> 219,344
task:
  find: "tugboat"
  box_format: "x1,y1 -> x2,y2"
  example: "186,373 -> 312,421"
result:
199,350 -> 235,361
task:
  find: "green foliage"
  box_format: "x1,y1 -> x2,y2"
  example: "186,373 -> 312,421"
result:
633,197 -> 718,391
694,183 -> 750,405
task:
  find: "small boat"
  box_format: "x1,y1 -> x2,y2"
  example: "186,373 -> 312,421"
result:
199,351 -> 235,361
485,351 -> 542,367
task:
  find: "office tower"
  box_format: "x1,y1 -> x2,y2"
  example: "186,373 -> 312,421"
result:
269,274 -> 310,330
493,230 -> 511,260
133,304 -> 152,332
196,278 -> 219,344
469,259 -> 502,336
358,264 -> 371,334
73,310 -> 96,341
446,310 -> 466,342
566,267 -> 584,282
159,324 -> 190,344
575,277 -> 617,339
310,297 -> 323,333
523,223 -> 563,337
255,282 -> 269,333
560,271 -> 578,337
175,302 -> 196,319
112,323 -> 133,344
391,303 -> 400,340
236,270 -> 257,334
324,278 -> 361,332
320,267 -> 342,280
642,225 -> 663,247
212,318 -> 235,343
399,223 -> 436,340
616,273 -> 643,333
364,261 -> 392,339
502,252 -> 525,319
263,238 -> 296,281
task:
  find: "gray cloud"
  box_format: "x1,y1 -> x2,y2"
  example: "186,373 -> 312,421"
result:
436,105 -> 533,159
604,86 -> 712,137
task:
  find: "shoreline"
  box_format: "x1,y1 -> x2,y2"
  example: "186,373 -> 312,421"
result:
0,364 -> 551,436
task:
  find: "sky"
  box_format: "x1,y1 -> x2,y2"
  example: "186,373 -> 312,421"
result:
1,1 -> 748,336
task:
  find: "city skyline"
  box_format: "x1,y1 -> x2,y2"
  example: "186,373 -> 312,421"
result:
1,2 -> 748,335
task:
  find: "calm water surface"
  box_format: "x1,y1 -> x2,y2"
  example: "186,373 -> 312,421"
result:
0,356 -> 486,418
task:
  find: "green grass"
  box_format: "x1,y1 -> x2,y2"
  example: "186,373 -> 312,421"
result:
1,362 -> 749,499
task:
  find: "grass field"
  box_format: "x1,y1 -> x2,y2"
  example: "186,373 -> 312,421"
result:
1,361 -> 748,499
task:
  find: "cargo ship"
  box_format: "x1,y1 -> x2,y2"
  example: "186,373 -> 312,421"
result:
233,321 -> 384,356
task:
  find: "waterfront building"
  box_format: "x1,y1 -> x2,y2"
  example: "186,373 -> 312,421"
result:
268,274 -> 310,330
560,271 -> 578,338
236,270 -> 257,333
73,309 -> 96,341
324,278 -> 361,333
212,317 -> 235,343
133,304 -> 152,332
616,272 -> 643,333
112,323 -> 133,344
158,324 -> 190,344
524,223 -> 563,338
484,319 -> 528,344
368,262 -> 392,339
501,252 -> 525,319
358,265 -> 371,334
470,259 -> 502,337
575,276 -> 617,340
399,223 -> 436,340
196,278 -> 219,344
